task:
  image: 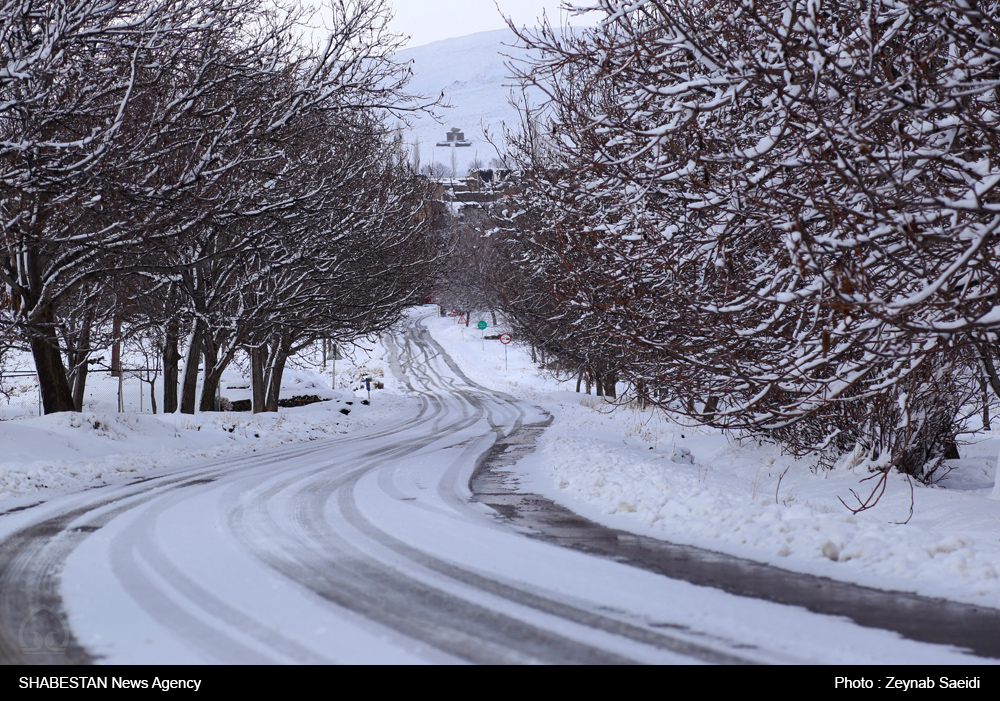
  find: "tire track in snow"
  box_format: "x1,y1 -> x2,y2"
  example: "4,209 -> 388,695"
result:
0,377 -> 446,664
232,315 -> 760,663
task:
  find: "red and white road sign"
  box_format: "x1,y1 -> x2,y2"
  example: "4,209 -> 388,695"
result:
500,333 -> 512,344
457,315 -> 467,325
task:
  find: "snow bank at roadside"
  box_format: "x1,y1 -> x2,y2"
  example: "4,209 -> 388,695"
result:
528,404 -> 1000,606
425,309 -> 1000,608
0,338 -> 404,505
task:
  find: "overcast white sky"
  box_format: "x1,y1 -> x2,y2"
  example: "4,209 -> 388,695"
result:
388,0 -> 572,48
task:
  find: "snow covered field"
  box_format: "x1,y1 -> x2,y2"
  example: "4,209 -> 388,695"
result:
1,305 -> 999,621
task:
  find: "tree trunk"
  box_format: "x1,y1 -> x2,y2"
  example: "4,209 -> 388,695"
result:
978,343 -> 1000,400
72,361 -> 89,412
29,304 -> 75,414
703,395 -> 719,422
981,375 -> 991,430
162,317 -> 180,413
198,333 -> 221,412
66,311 -> 92,411
199,368 -> 222,412
110,313 -> 122,377
603,370 -> 617,400
179,320 -> 204,414
264,344 -> 289,413
148,377 -> 157,414
250,345 -> 266,413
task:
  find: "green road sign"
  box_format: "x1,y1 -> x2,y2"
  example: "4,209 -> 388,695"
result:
477,320 -> 487,330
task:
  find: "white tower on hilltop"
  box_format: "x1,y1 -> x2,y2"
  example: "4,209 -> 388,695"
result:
436,128 -> 472,178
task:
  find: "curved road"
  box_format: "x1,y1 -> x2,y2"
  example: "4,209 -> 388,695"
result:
0,314 -> 990,664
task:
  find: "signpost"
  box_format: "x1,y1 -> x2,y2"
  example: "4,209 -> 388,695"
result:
365,376 -> 371,402
478,320 -> 487,349
500,333 -> 512,371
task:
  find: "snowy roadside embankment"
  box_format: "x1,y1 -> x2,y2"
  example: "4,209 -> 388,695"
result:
426,310 -> 1000,608
0,342 -> 404,507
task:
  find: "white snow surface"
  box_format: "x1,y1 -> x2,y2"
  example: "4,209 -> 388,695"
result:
1,308 -> 999,663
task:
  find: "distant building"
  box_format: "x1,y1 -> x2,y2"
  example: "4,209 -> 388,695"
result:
436,128 -> 471,147
419,169 -> 517,213
436,128 -> 473,177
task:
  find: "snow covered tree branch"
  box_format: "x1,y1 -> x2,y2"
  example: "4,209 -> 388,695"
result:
495,0 -> 1000,482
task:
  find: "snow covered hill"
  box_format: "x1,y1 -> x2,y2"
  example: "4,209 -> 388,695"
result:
394,28 -> 541,177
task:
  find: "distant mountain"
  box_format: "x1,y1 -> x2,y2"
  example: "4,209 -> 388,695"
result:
393,28 -> 541,177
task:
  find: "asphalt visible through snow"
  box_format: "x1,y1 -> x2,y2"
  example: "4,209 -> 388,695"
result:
473,424 -> 1000,660
0,314 -> 995,664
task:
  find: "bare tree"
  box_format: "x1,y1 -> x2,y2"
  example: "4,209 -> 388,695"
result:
0,0 -> 436,415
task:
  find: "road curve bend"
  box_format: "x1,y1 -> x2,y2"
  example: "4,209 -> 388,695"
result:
0,314 -> 988,664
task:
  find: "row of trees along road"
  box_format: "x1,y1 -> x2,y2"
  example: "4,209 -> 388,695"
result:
463,0 -> 1000,496
0,0 -> 441,415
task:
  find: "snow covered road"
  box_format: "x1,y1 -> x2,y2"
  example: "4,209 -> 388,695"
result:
0,315 -> 989,664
